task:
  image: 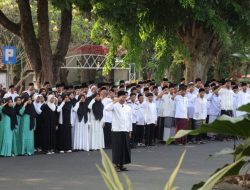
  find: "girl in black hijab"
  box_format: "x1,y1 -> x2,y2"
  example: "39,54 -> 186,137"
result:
13,96 -> 23,155
0,97 -> 16,156
2,97 -> 17,131
19,94 -> 36,155
23,95 -> 36,130
92,94 -> 104,121
57,93 -> 74,153
76,95 -> 88,124
88,93 -> 105,150
72,95 -> 90,151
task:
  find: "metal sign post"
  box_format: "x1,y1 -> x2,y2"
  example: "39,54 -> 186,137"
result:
2,46 -> 17,87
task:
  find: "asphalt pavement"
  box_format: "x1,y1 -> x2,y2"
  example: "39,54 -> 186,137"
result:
0,141 -> 234,190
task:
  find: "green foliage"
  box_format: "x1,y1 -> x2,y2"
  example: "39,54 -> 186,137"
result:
97,149 -> 130,190
179,0 -> 195,8
90,0 -> 250,80
168,103 -> 250,189
168,115 -> 250,145
164,150 -> 186,190
195,157 -> 245,190
97,149 -> 186,190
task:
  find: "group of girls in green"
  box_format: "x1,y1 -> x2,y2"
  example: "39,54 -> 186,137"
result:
0,94 -> 35,157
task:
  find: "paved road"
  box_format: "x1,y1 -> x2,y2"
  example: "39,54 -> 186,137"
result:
0,141 -> 234,190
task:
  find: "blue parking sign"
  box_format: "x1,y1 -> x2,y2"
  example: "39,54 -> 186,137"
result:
2,46 -> 17,64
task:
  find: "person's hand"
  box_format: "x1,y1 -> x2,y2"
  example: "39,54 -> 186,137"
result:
54,98 -> 58,104
113,97 -> 119,103
24,101 -> 28,107
158,91 -> 164,98
129,132 -> 132,139
41,96 -> 45,103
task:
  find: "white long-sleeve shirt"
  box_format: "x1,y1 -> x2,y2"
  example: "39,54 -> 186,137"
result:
208,94 -> 221,116
102,97 -> 113,123
236,91 -> 250,116
160,94 -> 175,117
186,92 -> 197,119
193,97 -> 207,120
136,102 -> 146,125
144,101 -> 157,125
127,101 -> 138,124
105,102 -> 132,132
218,88 -> 234,110
205,92 -> 212,115
174,95 -> 188,119
57,102 -> 75,126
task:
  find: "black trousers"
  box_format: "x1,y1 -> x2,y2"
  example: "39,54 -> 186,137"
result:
158,117 -> 165,141
221,110 -> 233,117
145,124 -> 155,146
112,132 -> 131,166
217,110 -> 233,140
187,118 -> 195,142
135,125 -> 145,143
104,122 -> 112,148
130,123 -> 137,147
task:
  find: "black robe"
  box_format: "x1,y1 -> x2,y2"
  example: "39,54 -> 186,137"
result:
57,102 -> 73,151
112,131 -> 131,166
40,104 -> 57,151
35,112 -> 43,149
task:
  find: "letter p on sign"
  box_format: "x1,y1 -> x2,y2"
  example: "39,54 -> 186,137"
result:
2,46 -> 16,64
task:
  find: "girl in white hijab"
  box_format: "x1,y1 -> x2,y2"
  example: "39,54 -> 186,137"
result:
40,94 -> 57,154
33,94 -> 43,152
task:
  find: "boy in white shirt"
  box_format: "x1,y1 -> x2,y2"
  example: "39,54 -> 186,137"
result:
157,86 -> 176,142
232,85 -> 239,117
174,85 -> 188,145
136,94 -> 146,146
236,82 -> 250,117
208,86 -> 221,123
207,85 -> 221,140
144,93 -> 157,146
218,80 -> 234,117
193,88 -> 207,144
127,93 -> 139,148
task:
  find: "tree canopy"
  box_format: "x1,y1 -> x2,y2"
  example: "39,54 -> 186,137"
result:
91,0 -> 250,82
0,0 -> 249,84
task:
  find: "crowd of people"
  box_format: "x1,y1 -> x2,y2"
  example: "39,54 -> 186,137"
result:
0,78 -> 249,159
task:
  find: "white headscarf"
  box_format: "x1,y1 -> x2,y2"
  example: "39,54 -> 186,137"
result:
47,94 -> 56,111
33,94 -> 43,114
87,85 -> 97,97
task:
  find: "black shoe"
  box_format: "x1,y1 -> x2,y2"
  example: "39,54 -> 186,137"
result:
119,167 -> 128,172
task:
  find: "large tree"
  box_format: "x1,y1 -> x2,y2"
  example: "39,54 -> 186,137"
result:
91,0 -> 250,82
0,0 -> 75,85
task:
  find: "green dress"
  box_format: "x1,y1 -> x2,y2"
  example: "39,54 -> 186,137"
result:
12,114 -> 22,156
19,107 -> 35,155
0,106 -> 14,157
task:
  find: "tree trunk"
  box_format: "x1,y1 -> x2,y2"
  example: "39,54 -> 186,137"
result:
184,52 -> 212,82
17,0 -> 42,85
37,0 -> 54,83
0,1 -> 73,86
178,22 -> 221,83
52,5 -> 72,84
